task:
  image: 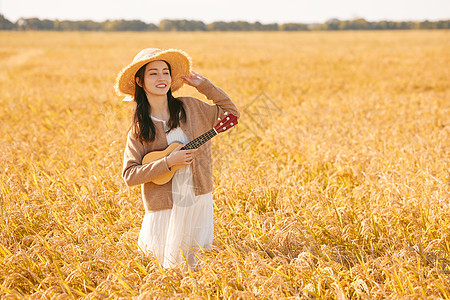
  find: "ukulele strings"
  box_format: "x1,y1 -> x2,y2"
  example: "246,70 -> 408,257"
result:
181,129 -> 217,150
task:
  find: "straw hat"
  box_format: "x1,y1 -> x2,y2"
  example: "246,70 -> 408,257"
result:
115,48 -> 192,101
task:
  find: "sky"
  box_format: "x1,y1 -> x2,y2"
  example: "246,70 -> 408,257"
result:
1,0 -> 449,24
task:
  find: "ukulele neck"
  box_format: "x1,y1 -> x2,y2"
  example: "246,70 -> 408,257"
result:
181,128 -> 217,150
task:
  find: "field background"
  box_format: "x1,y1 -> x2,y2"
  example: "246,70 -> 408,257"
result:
0,30 -> 449,299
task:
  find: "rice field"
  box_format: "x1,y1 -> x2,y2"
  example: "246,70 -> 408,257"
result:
0,30 -> 449,298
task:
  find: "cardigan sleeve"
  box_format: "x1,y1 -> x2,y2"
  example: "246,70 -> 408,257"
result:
122,130 -> 171,187
195,79 -> 240,127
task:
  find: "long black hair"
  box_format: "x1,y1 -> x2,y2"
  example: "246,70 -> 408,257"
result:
132,61 -> 186,143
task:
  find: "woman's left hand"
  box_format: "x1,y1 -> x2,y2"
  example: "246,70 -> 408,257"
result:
183,71 -> 206,87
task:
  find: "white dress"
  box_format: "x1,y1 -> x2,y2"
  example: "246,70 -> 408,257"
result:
138,117 -> 214,268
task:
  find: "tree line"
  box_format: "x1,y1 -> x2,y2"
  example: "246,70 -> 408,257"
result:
1,15 -> 449,31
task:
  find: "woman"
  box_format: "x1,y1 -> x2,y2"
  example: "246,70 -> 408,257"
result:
115,48 -> 240,268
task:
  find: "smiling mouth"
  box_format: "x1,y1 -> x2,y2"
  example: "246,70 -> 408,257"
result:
156,83 -> 167,88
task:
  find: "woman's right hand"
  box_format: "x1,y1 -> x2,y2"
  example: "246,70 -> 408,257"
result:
166,144 -> 198,168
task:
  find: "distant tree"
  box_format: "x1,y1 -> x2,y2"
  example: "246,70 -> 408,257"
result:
388,21 -> 400,30
40,19 -> 55,30
53,20 -> 64,31
419,20 -> 436,29
17,18 -> 54,30
434,20 -> 450,29
234,21 -> 252,31
159,19 -> 175,31
398,21 -> 412,30
54,20 -> 77,31
324,18 -> 340,30
207,21 -> 228,31
258,22 -> 279,31
373,21 -> 388,30
0,14 -> 16,30
120,20 -> 147,31
103,19 -> 153,31
279,23 -> 309,31
208,21 -> 251,31
159,19 -> 206,31
101,20 -> 117,31
352,18 -> 370,30
181,20 -> 207,31
77,20 -> 103,31
53,20 -> 103,31
308,23 -> 323,31
338,20 -> 348,30
145,23 -> 160,31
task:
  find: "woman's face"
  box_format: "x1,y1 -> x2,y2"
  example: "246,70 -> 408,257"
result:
140,60 -> 172,97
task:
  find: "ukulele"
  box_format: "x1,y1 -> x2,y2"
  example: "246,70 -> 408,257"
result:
142,113 -> 238,185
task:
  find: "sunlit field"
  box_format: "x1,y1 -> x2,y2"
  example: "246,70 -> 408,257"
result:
1,30 -> 449,298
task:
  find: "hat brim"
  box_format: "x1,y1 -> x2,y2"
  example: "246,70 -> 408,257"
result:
115,49 -> 191,99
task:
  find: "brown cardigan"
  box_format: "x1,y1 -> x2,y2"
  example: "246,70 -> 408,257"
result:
122,79 -> 240,212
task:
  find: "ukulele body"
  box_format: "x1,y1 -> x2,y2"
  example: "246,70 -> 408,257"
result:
142,142 -> 184,185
